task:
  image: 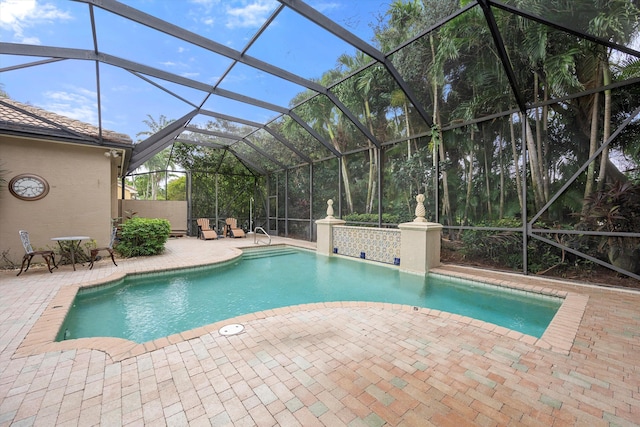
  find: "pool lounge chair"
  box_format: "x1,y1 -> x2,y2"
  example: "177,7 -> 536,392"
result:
225,218 -> 246,238
197,218 -> 218,240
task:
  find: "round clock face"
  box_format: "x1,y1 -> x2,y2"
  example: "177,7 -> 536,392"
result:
8,174 -> 50,201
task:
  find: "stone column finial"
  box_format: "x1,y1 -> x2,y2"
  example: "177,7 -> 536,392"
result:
326,199 -> 335,219
414,194 -> 427,222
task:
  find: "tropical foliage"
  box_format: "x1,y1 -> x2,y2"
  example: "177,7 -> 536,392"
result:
116,217 -> 171,257
131,0 -> 640,273
135,115 -> 177,200
579,181 -> 640,273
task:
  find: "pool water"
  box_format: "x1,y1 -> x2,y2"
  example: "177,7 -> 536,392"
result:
58,249 -> 561,343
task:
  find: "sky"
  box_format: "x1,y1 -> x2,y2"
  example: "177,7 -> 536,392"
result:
0,0 -> 391,141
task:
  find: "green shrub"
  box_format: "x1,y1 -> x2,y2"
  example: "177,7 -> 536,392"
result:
116,217 -> 171,257
580,181 -> 640,273
344,213 -> 403,226
460,219 -> 564,273
460,219 -> 522,267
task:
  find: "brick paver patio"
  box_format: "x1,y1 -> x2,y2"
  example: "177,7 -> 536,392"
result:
1,237 -> 638,426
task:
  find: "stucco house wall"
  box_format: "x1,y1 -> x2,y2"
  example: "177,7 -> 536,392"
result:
0,135 -> 121,266
0,97 -> 132,269
119,200 -> 188,232
0,98 -> 196,269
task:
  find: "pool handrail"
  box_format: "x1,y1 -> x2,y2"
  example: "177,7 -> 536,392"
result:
254,227 -> 271,245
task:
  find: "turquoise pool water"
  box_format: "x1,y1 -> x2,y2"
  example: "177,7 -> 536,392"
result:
58,249 -> 561,343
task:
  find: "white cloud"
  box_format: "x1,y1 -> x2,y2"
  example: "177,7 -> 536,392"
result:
20,35 -> 40,44
110,84 -> 135,93
225,0 -> 278,29
190,0 -> 220,6
159,59 -> 196,73
0,0 -> 71,44
42,89 -> 97,125
188,0 -> 220,19
309,1 -> 341,14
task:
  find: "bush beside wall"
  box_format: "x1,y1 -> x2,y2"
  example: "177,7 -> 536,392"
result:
116,217 -> 171,257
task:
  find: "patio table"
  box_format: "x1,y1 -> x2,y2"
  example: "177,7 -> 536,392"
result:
51,236 -> 90,271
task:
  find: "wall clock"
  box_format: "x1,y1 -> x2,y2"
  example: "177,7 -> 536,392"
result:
8,173 -> 50,201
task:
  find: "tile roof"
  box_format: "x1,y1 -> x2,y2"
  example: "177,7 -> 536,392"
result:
0,97 -> 132,145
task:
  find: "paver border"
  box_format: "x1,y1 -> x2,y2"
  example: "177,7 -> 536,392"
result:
14,252 -> 589,362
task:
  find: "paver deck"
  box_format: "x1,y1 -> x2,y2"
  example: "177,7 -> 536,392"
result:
1,236 -> 638,426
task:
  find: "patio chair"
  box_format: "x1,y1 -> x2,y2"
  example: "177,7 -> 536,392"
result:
89,226 -> 118,269
225,218 -> 246,238
197,218 -> 219,240
17,230 -> 57,276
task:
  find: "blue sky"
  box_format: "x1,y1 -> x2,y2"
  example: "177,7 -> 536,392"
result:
0,0 -> 390,140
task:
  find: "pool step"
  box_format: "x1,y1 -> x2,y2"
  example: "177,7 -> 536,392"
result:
241,246 -> 298,259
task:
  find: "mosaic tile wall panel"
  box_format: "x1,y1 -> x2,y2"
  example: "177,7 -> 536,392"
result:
332,226 -> 401,265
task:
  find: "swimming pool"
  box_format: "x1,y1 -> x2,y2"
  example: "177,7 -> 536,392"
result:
57,248 -> 561,343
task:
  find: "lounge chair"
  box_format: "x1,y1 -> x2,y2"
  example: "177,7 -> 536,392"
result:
89,226 -> 118,269
197,218 -> 218,240
225,218 -> 246,238
17,230 -> 57,276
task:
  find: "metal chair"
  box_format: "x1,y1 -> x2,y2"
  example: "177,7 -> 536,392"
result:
17,230 -> 57,276
89,227 -> 118,269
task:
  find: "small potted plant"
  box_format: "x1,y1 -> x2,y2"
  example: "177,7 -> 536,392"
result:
580,180 -> 640,274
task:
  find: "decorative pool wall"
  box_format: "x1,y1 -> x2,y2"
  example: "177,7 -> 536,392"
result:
332,225 -> 401,265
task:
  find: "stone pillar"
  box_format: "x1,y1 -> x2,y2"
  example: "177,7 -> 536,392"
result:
398,194 -> 443,275
315,199 -> 345,256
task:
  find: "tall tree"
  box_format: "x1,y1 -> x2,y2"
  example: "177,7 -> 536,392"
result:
336,53 -> 390,214
378,0 -> 459,224
135,115 -> 177,200
286,75 -> 358,213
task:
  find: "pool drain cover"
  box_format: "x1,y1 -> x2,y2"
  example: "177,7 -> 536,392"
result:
219,324 -> 244,336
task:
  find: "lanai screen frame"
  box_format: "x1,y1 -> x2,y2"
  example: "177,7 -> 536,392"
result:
2,0 -> 639,279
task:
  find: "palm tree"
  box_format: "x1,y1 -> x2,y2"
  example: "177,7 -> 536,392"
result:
288,82 -> 357,213
380,0 -> 460,225
512,0 -> 639,215
135,115 -> 177,200
336,53 -> 386,214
